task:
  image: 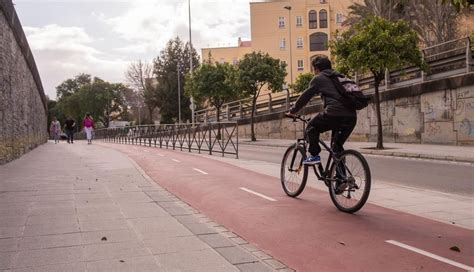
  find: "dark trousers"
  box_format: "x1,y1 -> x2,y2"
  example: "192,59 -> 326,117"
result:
66,129 -> 74,143
306,113 -> 357,156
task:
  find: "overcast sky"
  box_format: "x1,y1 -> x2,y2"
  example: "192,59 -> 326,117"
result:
14,0 -> 252,99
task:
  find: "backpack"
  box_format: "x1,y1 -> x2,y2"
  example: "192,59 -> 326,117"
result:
325,74 -> 369,111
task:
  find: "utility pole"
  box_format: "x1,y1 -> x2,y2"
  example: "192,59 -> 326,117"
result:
177,63 -> 182,124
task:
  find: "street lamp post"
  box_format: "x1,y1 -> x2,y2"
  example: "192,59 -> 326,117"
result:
188,0 -> 195,125
177,63 -> 182,124
284,6 -> 293,86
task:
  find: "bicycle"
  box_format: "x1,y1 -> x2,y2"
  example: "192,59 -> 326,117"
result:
280,114 -> 371,213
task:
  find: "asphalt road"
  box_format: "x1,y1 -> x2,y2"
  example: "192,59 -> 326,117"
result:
237,144 -> 474,197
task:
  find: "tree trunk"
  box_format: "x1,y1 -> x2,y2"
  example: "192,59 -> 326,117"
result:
216,106 -> 221,140
250,96 -> 257,141
374,79 -> 384,149
148,106 -> 154,124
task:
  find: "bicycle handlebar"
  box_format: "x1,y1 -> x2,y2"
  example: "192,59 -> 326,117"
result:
284,113 -> 309,123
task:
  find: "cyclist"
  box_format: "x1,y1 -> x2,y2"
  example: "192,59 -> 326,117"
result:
286,56 -> 357,165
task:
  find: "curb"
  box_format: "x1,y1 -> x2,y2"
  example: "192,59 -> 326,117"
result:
239,141 -> 474,164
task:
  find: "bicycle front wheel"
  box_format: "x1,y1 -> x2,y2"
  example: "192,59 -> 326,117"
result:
281,143 -> 308,197
328,150 -> 371,213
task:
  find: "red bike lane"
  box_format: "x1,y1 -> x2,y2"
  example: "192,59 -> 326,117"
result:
102,143 -> 474,272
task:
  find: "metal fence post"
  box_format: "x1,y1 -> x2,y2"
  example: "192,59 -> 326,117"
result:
467,37 -> 473,73
239,101 -> 243,119
268,93 -> 273,113
286,89 -> 290,110
226,105 -> 231,121
384,69 -> 390,90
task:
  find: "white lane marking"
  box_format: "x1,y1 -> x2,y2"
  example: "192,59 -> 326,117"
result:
192,168 -> 208,175
144,150 -> 149,153
171,159 -> 180,163
157,153 -> 164,157
239,187 -> 277,202
386,240 -> 474,271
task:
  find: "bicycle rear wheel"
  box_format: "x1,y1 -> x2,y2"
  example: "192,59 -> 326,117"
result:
328,149 -> 371,213
281,143 -> 308,197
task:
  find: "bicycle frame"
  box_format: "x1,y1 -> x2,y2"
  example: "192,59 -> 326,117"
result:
291,115 -> 341,184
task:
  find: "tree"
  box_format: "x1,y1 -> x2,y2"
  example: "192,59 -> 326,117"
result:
125,60 -> 156,123
331,16 -> 425,149
290,73 -> 314,94
55,75 -> 128,128
346,0 -> 460,46
237,52 -> 287,141
184,62 -> 239,137
153,37 -> 200,124
443,0 -> 473,11
56,73 -> 91,99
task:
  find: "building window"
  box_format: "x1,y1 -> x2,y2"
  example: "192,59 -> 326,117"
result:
297,60 -> 304,71
336,13 -> 344,24
319,10 -> 328,28
308,10 -> 317,29
280,38 -> 286,50
232,57 -> 238,65
296,37 -> 303,49
278,16 -> 285,28
310,32 -> 328,51
219,58 -> 225,64
296,16 -> 303,26
320,0 -> 327,3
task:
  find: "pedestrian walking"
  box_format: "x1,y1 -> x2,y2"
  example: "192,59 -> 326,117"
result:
64,116 -> 76,144
82,113 -> 94,144
49,117 -> 61,144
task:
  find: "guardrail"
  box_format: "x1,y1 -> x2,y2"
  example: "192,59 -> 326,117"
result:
196,36 -> 473,122
86,122 -> 239,158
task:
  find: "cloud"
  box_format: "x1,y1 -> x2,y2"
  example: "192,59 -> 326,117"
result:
102,0 -> 251,54
24,24 -> 129,99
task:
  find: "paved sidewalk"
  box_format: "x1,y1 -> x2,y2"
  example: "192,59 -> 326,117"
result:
240,139 -> 474,163
0,142 -> 284,271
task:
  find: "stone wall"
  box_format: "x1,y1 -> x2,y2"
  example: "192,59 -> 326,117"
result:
237,73 -> 474,146
0,1 -> 48,164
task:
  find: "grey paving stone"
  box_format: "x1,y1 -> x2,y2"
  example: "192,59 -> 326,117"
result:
23,223 -> 79,237
230,237 -> 249,245
154,249 -> 239,272
241,243 -> 259,252
198,234 -> 235,248
74,193 -> 110,202
0,252 -> 15,269
252,250 -> 273,260
84,241 -> 150,261
184,223 -> 218,235
0,227 -> 24,239
119,203 -> 168,218
144,236 -> 209,255
28,206 -> 76,216
34,194 -> 74,202
129,217 -> 190,236
111,192 -> 153,203
164,206 -> 194,216
0,238 -> 18,253
76,211 -> 124,222
215,246 -> 259,265
19,233 -> 83,250
86,256 -> 159,272
81,229 -> 138,245
26,215 -> 78,226
236,262 -> 274,272
79,218 -> 129,232
12,262 -> 87,272
174,215 -> 202,225
264,259 -> 287,270
0,216 -> 26,228
157,201 -> 182,208
14,246 -> 85,268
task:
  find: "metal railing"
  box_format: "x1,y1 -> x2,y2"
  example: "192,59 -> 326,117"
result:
89,122 -> 239,158
195,37 -> 473,122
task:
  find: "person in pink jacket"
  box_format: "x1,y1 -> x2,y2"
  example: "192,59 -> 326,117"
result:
82,113 -> 94,144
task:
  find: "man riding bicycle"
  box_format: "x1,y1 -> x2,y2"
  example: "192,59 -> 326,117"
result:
286,56 -> 357,165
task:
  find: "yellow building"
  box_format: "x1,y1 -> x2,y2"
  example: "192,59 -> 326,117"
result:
201,0 -> 359,85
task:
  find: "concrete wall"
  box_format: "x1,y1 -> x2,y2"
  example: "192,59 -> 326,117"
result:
0,1 -> 48,164
237,73 -> 474,146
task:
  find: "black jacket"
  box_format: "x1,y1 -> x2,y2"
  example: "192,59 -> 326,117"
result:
289,69 -> 356,117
